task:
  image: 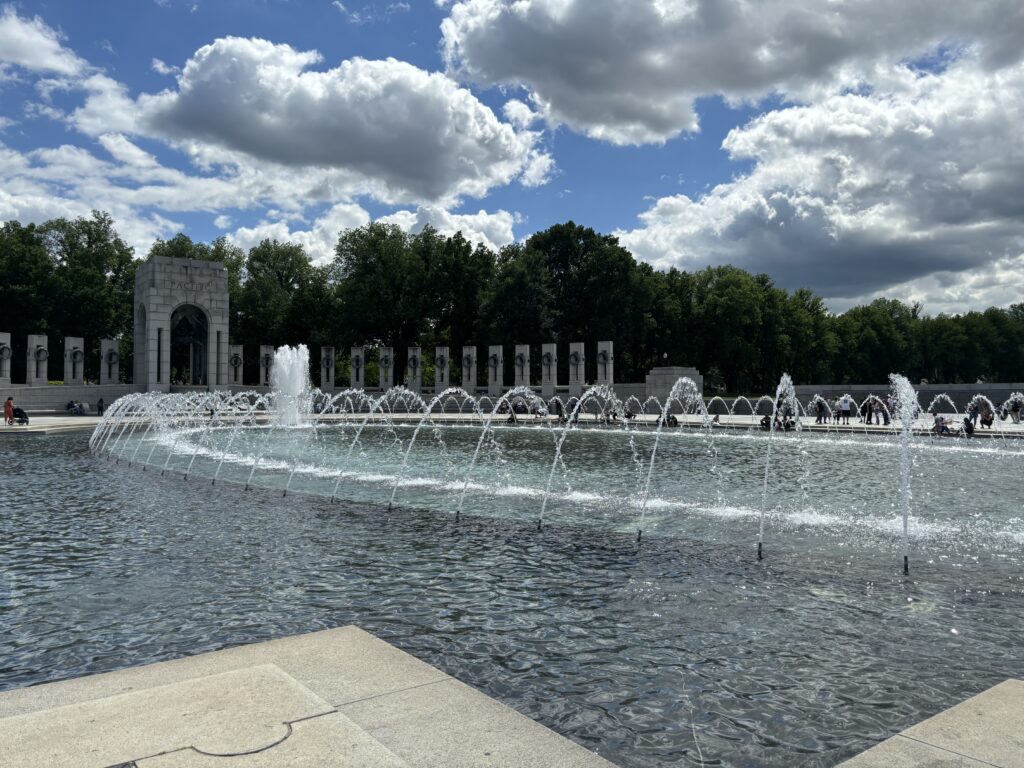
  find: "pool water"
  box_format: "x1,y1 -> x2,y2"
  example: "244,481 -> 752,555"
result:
2,429 -> 1022,767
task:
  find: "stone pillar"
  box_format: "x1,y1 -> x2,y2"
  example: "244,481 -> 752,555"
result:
596,341 -> 614,387
540,343 -> 557,400
64,337 -> 85,385
27,334 -> 48,386
406,346 -> 422,393
228,345 -> 244,386
568,342 -> 586,398
487,345 -> 504,397
212,326 -> 226,389
99,339 -> 119,385
513,344 -> 530,388
259,345 -> 274,387
0,332 -> 11,388
379,346 -> 394,390
321,346 -> 336,390
461,346 -> 477,392
435,346 -> 450,390
645,366 -> 704,404
349,346 -> 364,390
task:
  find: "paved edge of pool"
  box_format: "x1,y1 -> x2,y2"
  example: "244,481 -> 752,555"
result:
0,625 -> 619,768
839,678 -> 1024,767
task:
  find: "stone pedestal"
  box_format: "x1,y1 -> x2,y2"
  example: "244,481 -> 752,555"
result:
228,345 -> 244,386
513,345 -> 530,389
0,332 -> 11,388
379,347 -> 394,390
487,345 -> 504,397
540,343 -> 557,400
259,345 -> 274,387
406,346 -> 422,393
568,342 -> 586,398
63,337 -> 85,385
99,339 -> 119,385
645,366 -> 704,408
434,347 -> 450,390
321,346 -> 336,390
27,334 -> 48,386
461,346 -> 477,392
348,347 -> 364,390
596,341 -> 614,387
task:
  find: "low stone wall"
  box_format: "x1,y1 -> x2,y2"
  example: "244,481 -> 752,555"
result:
12,379 -> 1019,415
4,384 -> 136,413
793,383 -> 1024,411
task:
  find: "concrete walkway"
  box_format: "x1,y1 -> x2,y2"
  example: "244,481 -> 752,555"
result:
0,626 -> 617,768
0,415 -> 100,435
841,679 -> 1024,767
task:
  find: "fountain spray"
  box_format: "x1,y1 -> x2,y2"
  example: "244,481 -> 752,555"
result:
759,374 -> 799,561
890,373 -> 920,575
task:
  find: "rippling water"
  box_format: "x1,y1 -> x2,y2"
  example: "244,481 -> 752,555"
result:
2,430 -> 1023,767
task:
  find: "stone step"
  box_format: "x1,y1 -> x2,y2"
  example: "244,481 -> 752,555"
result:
0,663 -> 406,768
0,626 -> 616,767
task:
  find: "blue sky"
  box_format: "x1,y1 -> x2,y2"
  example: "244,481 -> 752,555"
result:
1,1 -> 1023,313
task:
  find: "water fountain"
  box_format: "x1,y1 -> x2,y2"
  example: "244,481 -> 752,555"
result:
89,352 -> 1024,576
6,351 -> 1010,768
271,344 -> 311,427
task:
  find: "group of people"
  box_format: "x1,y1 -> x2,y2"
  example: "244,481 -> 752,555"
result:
4,397 -> 28,426
814,394 -> 893,426
933,413 -> 978,437
4,396 -> 107,424
64,398 -> 103,415
966,402 -> 996,429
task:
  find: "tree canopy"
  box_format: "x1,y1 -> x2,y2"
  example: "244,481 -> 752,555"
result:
2,213 -> 1023,392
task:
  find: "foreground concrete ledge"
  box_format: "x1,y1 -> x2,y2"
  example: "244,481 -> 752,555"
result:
840,679 -> 1024,767
0,625 -> 617,768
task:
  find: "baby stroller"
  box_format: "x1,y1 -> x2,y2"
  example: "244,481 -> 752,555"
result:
12,407 -> 29,425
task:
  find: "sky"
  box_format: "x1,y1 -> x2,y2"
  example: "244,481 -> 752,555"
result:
1,0 -> 1023,313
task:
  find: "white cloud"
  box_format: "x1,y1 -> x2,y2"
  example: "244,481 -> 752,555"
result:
617,57 -> 1024,311
151,57 -> 180,76
502,98 -> 537,129
378,205 -> 516,252
442,0 -> 1024,145
137,37 -> 549,203
213,214 -> 233,229
71,74 -> 138,135
0,6 -> 85,76
229,202 -> 370,262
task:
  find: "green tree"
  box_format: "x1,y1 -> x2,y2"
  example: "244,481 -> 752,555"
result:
40,212 -> 136,380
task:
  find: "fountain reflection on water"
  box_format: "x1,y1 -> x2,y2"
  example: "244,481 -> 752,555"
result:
90,345 -> 1024,573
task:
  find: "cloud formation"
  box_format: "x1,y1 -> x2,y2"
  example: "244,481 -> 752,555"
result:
0,5 -> 85,75
138,37 -> 550,203
618,57 -> 1024,308
379,205 -> 517,253
442,0 -> 1024,145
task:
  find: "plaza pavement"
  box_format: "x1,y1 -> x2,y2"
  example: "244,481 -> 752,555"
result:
840,679 -> 1024,767
0,626 -> 618,768
6,411 -> 1024,438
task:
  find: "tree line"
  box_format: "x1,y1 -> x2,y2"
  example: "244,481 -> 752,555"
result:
2,211 -> 1023,393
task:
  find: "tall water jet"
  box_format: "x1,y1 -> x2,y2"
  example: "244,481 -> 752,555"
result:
890,373 -> 920,575
272,344 -> 311,427
759,373 -> 799,561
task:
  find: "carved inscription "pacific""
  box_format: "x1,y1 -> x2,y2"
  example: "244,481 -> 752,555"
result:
168,281 -> 212,291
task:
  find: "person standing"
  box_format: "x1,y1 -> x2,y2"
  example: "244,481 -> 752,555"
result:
4,397 -> 13,426
96,397 -> 105,416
